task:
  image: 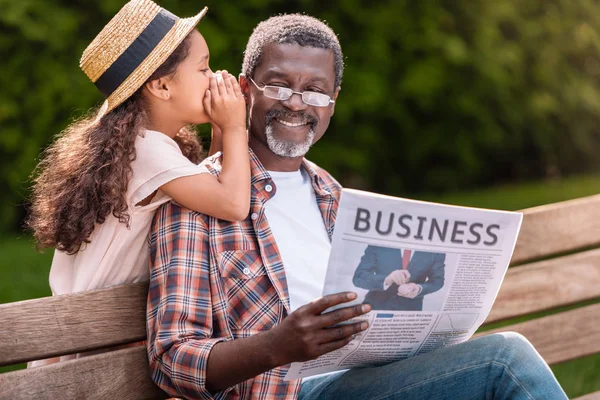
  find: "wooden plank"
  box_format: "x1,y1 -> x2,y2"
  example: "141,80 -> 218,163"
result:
0,346 -> 168,400
574,391 -> 600,400
0,281 -> 148,366
512,194 -> 600,264
475,303 -> 600,365
485,249 -> 600,323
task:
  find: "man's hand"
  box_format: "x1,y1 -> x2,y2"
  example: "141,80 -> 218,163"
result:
384,269 -> 411,288
267,292 -> 370,365
397,283 -> 421,299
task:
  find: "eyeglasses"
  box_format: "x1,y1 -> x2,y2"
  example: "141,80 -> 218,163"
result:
249,77 -> 335,107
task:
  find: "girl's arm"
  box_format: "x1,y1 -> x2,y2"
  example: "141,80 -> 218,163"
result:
208,123 -> 223,156
160,71 -> 250,221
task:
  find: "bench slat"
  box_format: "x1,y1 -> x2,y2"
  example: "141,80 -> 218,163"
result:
511,194 -> 600,264
0,282 -> 148,366
486,248 -> 600,323
475,303 -> 600,365
0,346 -> 167,400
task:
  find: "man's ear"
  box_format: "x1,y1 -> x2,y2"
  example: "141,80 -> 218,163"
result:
145,76 -> 171,101
330,86 -> 341,116
239,74 -> 250,102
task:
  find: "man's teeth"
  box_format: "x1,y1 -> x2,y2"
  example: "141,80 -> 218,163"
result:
275,118 -> 307,127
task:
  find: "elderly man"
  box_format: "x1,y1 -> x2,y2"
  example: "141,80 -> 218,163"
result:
147,14 -> 567,400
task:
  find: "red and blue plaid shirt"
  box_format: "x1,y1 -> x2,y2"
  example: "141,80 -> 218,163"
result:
147,149 -> 341,399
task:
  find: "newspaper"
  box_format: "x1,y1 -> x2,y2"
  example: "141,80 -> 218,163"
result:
285,188 -> 523,380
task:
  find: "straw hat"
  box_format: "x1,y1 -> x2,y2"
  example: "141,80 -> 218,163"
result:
80,0 -> 208,117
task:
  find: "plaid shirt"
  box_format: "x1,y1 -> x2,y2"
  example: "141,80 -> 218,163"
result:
147,149 -> 341,400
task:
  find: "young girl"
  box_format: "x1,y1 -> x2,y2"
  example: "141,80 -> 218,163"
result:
27,1 -> 248,308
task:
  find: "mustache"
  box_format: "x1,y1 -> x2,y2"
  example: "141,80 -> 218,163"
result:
265,109 -> 317,127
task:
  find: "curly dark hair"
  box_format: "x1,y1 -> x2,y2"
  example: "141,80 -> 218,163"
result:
242,14 -> 344,89
27,33 -> 203,254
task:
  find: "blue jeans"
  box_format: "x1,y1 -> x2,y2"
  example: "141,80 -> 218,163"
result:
299,332 -> 567,400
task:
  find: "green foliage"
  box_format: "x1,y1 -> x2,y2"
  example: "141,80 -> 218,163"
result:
2,0 -> 600,232
419,174 -> 600,211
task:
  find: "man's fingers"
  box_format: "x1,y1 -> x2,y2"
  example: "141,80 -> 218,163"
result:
388,270 -> 405,285
397,283 -> 417,298
306,292 -> 358,314
321,321 -> 368,343
318,303 -> 370,328
399,274 -> 408,285
318,336 -> 355,355
402,270 -> 411,284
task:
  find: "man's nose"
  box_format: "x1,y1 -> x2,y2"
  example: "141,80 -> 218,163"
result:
281,92 -> 308,112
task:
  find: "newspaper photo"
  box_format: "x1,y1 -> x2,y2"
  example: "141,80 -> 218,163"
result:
285,188 -> 523,381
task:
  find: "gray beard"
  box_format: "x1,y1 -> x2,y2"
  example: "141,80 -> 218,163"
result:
265,123 -> 315,158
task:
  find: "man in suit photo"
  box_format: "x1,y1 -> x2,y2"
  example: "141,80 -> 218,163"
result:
353,245 -> 446,311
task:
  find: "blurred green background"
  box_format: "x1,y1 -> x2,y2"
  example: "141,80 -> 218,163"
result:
1,0 -> 599,397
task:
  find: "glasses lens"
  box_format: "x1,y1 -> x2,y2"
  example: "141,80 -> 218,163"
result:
263,86 -> 292,101
303,92 -> 331,107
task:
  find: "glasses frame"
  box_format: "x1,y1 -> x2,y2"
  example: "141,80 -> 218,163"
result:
248,77 -> 335,107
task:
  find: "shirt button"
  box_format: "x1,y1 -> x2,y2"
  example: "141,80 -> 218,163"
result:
243,267 -> 251,275
265,184 -> 273,193
251,213 -> 258,220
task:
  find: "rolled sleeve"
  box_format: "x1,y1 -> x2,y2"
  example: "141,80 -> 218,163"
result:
158,338 -> 232,400
147,201 -> 230,399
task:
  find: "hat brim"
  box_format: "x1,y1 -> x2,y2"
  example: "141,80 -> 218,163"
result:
97,7 -> 208,118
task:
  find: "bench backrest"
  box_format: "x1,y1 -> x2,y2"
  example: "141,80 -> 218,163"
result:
476,194 -> 600,367
1,195 -> 600,399
0,282 -> 166,399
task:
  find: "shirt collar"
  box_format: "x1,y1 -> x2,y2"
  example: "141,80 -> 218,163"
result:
249,148 -> 271,185
249,148 -> 330,196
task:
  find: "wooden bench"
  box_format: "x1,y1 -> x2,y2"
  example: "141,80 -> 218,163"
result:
1,195 -> 600,399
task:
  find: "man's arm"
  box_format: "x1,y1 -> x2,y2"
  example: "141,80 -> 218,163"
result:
205,293 -> 370,392
147,203 -> 371,398
147,202 -> 230,399
353,245 -> 392,290
418,253 -> 446,296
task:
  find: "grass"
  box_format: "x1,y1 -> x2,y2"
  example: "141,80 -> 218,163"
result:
0,234 -> 52,303
417,174 -> 600,211
1,173 -> 600,396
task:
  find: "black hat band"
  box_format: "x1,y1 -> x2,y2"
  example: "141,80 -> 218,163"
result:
94,9 -> 177,98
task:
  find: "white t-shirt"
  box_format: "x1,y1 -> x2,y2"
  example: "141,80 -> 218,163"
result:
48,130 -> 208,295
263,169 -> 331,312
264,168 -> 343,381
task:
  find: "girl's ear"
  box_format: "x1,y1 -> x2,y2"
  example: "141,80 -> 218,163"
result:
145,77 -> 171,101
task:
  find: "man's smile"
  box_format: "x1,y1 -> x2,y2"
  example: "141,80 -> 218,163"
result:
273,117 -> 311,128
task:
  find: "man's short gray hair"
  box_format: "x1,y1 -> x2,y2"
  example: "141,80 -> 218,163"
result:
242,14 -> 344,89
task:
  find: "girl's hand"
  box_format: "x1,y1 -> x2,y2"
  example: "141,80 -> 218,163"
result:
203,70 -> 246,132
